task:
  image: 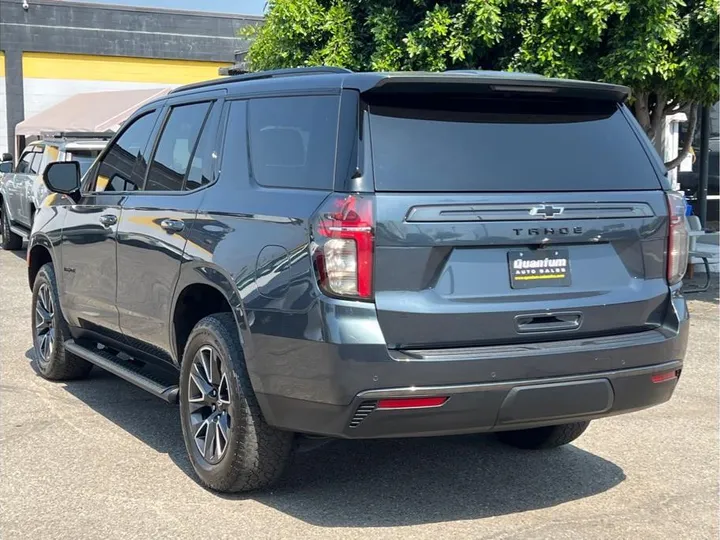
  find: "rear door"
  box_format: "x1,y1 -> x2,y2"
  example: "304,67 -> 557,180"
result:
365,92 -> 669,349
116,96 -> 223,356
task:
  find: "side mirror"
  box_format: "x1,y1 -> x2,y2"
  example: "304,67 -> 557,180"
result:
1,153 -> 12,162
0,161 -> 13,173
43,161 -> 81,197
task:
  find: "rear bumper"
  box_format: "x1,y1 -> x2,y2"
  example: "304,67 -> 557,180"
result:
251,295 -> 689,438
258,360 -> 682,438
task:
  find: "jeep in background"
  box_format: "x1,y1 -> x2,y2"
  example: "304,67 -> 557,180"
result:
28,68 -> 689,493
0,134 -> 108,249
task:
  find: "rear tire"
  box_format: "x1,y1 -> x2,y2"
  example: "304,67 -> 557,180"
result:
0,202 -> 22,250
31,263 -> 93,380
496,421 -> 590,450
179,313 -> 294,493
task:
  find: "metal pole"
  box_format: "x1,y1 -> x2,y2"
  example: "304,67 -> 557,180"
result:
697,105 -> 710,227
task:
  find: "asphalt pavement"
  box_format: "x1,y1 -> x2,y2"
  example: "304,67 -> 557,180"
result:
1,247 -> 718,539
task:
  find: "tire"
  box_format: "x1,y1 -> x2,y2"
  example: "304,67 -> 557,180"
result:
31,263 -> 93,380
0,202 -> 22,250
179,313 -> 294,493
496,421 -> 590,450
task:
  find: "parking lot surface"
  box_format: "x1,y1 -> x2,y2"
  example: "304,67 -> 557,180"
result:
1,248 -> 718,539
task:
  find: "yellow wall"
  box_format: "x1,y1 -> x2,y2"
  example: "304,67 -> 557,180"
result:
22,52 -> 230,84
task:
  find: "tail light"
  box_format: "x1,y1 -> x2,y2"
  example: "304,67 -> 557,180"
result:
666,192 -> 689,285
312,193 -> 374,300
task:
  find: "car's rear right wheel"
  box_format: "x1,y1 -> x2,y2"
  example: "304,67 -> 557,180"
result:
0,202 -> 22,250
179,313 -> 294,493
496,421 -> 590,450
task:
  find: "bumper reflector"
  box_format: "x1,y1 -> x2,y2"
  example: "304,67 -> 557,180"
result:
651,370 -> 679,384
376,397 -> 448,410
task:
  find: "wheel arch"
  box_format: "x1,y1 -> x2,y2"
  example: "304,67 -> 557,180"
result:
27,235 -> 56,290
170,262 -> 252,367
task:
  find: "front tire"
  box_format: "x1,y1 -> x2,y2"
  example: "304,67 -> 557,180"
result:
496,421 -> 590,450
31,263 -> 92,380
179,313 -> 294,493
0,202 -> 22,250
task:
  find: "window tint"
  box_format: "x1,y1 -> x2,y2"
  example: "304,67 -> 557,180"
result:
247,95 -> 338,190
27,150 -> 43,174
69,150 -> 101,177
16,152 -> 33,173
145,102 -> 211,192
186,102 -> 221,190
368,95 -> 661,192
95,110 -> 158,192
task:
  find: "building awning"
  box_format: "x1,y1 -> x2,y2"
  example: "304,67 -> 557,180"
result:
15,87 -> 172,137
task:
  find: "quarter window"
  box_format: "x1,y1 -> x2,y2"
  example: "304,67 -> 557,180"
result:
247,96 -> 339,190
145,102 -> 211,192
95,110 -> 159,192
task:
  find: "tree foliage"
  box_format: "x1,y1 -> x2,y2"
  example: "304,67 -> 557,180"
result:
243,0 -> 719,168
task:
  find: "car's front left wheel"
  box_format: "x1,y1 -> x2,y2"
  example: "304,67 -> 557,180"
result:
0,202 -> 22,250
179,313 -> 294,493
31,263 -> 93,380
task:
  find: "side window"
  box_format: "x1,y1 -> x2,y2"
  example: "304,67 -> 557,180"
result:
95,110 -> 159,192
37,146 -> 58,174
247,95 -> 339,190
145,102 -> 211,192
28,148 -> 45,174
186,102 -> 222,190
15,152 -> 33,173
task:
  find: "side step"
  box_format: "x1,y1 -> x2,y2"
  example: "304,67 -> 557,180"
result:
65,340 -> 179,403
9,225 -> 29,240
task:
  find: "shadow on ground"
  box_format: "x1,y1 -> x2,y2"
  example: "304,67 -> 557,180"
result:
26,347 -> 625,528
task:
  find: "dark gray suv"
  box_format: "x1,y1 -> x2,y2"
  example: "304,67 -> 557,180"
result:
27,68 -> 690,493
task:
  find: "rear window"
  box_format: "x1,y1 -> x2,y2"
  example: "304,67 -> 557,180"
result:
68,150 -> 101,176
368,96 -> 660,192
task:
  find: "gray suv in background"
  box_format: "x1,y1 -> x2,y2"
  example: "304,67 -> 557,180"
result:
28,68 -> 689,493
0,135 -> 107,249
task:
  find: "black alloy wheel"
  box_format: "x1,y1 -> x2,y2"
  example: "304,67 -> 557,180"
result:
187,345 -> 233,465
34,282 -> 56,364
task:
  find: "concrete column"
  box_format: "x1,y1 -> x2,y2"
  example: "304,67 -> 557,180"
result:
3,48 -> 24,157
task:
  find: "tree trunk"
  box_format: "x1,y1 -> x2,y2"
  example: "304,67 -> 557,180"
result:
634,92 -> 652,136
664,103 -> 699,171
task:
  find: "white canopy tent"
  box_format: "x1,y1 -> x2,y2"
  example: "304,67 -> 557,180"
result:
14,87 -> 171,155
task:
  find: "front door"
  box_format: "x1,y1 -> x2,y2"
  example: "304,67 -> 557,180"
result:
60,107 -> 161,339
116,98 -> 222,355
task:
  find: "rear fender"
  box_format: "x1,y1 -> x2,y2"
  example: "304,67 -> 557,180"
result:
171,261 -> 254,368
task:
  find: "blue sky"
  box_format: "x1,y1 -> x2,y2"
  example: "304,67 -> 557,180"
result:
74,0 -> 267,15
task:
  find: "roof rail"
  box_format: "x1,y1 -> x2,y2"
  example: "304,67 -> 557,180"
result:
171,66 -> 353,94
39,131 -> 113,140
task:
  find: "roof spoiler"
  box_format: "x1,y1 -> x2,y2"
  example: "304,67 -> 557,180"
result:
364,73 -> 630,102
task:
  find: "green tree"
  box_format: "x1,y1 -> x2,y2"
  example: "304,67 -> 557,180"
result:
243,0 -> 719,169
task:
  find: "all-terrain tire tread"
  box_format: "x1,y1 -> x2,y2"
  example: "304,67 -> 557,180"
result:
496,421 -> 590,450
181,313 -> 294,493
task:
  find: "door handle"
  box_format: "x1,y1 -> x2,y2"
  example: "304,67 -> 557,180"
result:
99,214 -> 117,227
160,218 -> 185,233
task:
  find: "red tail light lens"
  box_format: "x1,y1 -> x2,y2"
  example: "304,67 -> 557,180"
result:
312,194 -> 374,300
666,192 -> 689,285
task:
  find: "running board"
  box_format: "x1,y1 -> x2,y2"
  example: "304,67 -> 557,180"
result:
9,225 -> 29,240
64,340 -> 179,403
